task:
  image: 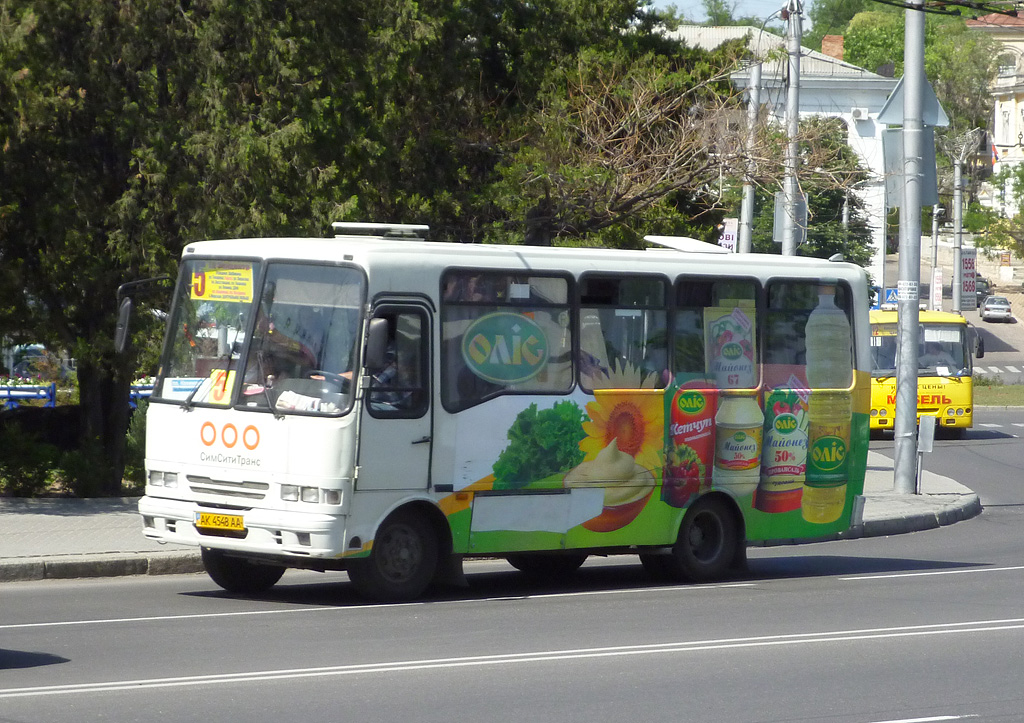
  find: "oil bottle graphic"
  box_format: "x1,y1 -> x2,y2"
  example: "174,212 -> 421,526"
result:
803,284 -> 852,524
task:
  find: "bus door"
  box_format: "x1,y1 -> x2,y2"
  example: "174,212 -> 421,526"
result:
356,302 -> 433,491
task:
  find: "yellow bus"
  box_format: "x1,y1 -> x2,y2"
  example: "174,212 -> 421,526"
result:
869,310 -> 979,437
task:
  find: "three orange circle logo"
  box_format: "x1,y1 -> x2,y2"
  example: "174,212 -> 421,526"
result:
200,422 -> 260,450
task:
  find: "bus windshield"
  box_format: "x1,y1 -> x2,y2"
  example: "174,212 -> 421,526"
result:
870,322 -> 969,378
155,259 -> 363,413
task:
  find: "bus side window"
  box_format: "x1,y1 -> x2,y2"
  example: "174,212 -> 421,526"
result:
674,278 -> 758,390
579,274 -> 667,391
368,310 -> 428,417
765,281 -> 853,388
440,270 -> 572,412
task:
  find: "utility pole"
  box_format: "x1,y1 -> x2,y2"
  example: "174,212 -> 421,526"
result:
738,62 -> 762,254
934,128 -> 981,314
953,160 -> 963,311
894,2 -> 926,495
781,0 -> 802,256
931,205 -> 943,310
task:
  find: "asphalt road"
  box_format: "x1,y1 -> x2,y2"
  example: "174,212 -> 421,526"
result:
5,297 -> 1023,723
971,303 -> 1024,384
3,409 -> 1023,723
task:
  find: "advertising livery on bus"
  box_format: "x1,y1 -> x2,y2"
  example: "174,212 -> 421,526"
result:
127,223 -> 871,601
868,309 -> 979,437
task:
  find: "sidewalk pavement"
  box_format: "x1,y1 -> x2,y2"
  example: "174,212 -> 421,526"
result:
0,450 -> 983,583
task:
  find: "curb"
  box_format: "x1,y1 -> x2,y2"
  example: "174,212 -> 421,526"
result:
856,493 -> 983,539
0,493 -> 984,583
0,550 -> 203,583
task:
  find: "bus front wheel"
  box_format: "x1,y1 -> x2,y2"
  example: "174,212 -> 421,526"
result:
347,510 -> 438,602
201,548 -> 285,594
667,498 -> 738,582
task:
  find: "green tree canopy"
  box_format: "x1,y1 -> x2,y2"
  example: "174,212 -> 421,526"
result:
1,0 -> 879,495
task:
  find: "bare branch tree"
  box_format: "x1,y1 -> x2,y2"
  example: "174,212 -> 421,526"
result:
507,53 -> 867,239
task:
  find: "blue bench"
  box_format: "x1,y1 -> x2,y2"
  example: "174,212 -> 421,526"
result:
0,383 -> 57,410
129,384 -> 154,409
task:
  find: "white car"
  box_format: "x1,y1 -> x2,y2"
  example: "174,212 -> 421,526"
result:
980,296 -> 1014,323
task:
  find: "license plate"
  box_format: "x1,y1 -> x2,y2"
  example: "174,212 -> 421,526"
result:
194,512 -> 245,531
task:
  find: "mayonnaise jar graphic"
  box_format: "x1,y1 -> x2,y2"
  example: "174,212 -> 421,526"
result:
712,391 -> 763,497
705,305 -> 756,389
755,387 -> 809,513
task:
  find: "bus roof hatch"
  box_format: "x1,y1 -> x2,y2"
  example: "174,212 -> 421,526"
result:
331,222 -> 430,240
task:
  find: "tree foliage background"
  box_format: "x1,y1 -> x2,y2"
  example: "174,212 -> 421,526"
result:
0,0 -> 876,495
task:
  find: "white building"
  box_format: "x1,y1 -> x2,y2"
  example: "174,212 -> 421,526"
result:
668,26 -> 899,287
968,13 -> 1024,218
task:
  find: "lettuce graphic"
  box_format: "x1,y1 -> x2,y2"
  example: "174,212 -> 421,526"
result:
492,401 -> 588,490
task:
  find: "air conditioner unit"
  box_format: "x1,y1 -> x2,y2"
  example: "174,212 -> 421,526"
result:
851,107 -> 869,121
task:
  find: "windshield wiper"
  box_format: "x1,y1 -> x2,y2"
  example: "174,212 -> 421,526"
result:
255,349 -> 284,419
183,317 -> 244,411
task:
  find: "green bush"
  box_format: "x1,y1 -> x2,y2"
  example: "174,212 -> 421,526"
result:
59,440 -> 115,498
0,422 -> 62,497
123,400 -> 148,492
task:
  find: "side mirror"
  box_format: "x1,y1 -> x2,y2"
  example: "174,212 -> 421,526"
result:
365,318 -> 389,375
115,296 -> 134,355
976,335 -> 985,359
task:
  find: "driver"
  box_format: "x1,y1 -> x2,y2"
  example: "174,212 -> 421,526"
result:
919,342 -> 956,369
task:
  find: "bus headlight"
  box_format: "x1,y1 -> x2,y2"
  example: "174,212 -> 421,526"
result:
149,471 -> 177,488
301,486 -> 319,503
280,485 -> 342,505
281,485 -> 299,501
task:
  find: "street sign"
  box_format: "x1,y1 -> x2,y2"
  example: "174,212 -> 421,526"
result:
960,248 -> 977,312
931,267 -> 943,311
718,217 -> 738,253
876,75 -> 950,127
884,287 -> 899,305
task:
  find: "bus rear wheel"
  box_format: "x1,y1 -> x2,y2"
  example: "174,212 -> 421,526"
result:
347,510 -> 438,602
641,498 -> 738,583
672,497 -> 738,582
201,548 -> 285,594
506,552 -> 588,579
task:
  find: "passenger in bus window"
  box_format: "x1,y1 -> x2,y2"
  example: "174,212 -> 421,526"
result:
370,347 -> 416,410
444,274 -> 486,302
919,342 -> 956,369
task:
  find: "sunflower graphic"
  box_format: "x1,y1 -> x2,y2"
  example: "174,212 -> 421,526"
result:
569,390 -> 665,531
581,390 -> 664,472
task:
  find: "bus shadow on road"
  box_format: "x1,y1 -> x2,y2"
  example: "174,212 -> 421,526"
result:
744,554 -> 988,581
181,555 -> 991,608
0,649 -> 69,670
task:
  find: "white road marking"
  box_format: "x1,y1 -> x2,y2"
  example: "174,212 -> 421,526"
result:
1005,365 -> 1021,373
2,618 -> 1024,698
872,712 -> 974,716
0,582 -> 753,631
841,565 -> 1024,581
